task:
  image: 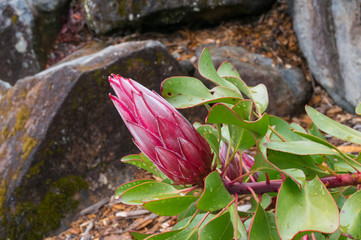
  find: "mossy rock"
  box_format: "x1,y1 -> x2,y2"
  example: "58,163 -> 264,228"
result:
0,40 -> 186,239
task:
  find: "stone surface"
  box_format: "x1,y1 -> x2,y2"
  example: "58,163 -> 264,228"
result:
288,0 -> 361,112
196,45 -> 312,116
83,0 -> 275,35
0,0 -> 70,85
0,40 -> 186,239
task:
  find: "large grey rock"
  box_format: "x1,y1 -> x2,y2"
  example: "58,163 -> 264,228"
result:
83,0 -> 275,35
0,0 -> 70,85
0,40 -> 186,239
288,0 -> 361,112
196,46 -> 312,116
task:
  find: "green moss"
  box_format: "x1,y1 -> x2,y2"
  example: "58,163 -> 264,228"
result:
117,0 -> 127,16
156,51 -> 164,64
21,136 -> 38,160
26,158 -> 44,178
11,15 -> 18,24
0,180 -> 6,215
0,126 -> 10,143
19,89 -> 28,99
92,70 -> 104,86
15,106 -> 31,132
126,58 -> 151,70
2,175 -> 88,240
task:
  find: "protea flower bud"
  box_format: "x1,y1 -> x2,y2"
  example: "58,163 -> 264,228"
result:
109,74 -> 213,185
219,142 -> 256,181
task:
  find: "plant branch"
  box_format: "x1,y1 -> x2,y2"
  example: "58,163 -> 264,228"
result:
224,172 -> 361,194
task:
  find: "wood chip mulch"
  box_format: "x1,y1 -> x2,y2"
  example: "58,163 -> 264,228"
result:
45,0 -> 361,239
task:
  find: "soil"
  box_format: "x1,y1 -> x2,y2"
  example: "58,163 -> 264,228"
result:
44,0 -> 361,239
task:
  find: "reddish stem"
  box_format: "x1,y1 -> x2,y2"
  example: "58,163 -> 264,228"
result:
224,172 -> 361,194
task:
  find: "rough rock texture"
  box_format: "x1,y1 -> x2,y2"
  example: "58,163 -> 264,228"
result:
288,0 -> 361,113
196,46 -> 312,116
83,0 -> 275,35
0,40 -> 186,239
0,0 -> 70,85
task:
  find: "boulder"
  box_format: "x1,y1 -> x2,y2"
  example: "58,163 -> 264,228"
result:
196,46 -> 312,116
0,40 -> 186,239
288,0 -> 361,112
83,0 -> 275,35
0,0 -> 70,85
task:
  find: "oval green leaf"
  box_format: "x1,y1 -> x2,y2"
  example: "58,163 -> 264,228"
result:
276,177 -> 339,240
115,179 -> 155,199
196,172 -> 232,212
206,103 -> 269,139
217,61 -> 241,79
143,195 -> 197,216
249,205 -> 281,240
199,211 -> 234,240
122,153 -> 166,178
198,48 -> 239,91
339,190 -> 361,239
161,76 -> 242,108
120,181 -> 179,205
356,102 -> 361,115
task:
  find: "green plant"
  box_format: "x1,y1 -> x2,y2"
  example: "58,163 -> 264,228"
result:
109,48 -> 361,240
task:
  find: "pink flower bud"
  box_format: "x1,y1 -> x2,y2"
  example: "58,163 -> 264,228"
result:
109,74 -> 212,185
219,142 -> 256,181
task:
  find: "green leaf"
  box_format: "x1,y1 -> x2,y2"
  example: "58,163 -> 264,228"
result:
339,190 -> 361,239
217,61 -> 241,79
196,172 -> 232,212
223,76 -> 268,114
276,177 -> 339,240
249,194 -> 273,213
328,229 -> 350,240
199,211 -> 234,240
120,182 -> 179,205
223,76 -> 251,97
282,168 -> 306,189
293,131 -> 337,150
130,231 -> 152,240
196,124 -> 220,154
228,203 -> 247,240
249,84 -> 269,114
173,213 -> 213,230
168,228 -> 198,240
122,153 -> 165,178
308,123 -> 327,141
198,48 -> 239,91
203,132 -> 220,156
228,125 -> 256,151
161,76 -> 242,108
265,141 -> 337,155
290,122 -> 307,133
145,230 -> 183,240
267,150 -> 328,179
249,205 -> 281,240
232,100 -> 252,121
178,202 -> 199,221
196,124 -> 218,137
206,103 -> 269,139
269,116 -> 305,141
115,179 -> 155,199
212,86 -> 244,100
356,102 -> 361,115
306,106 -> 361,145
143,195 -> 197,216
